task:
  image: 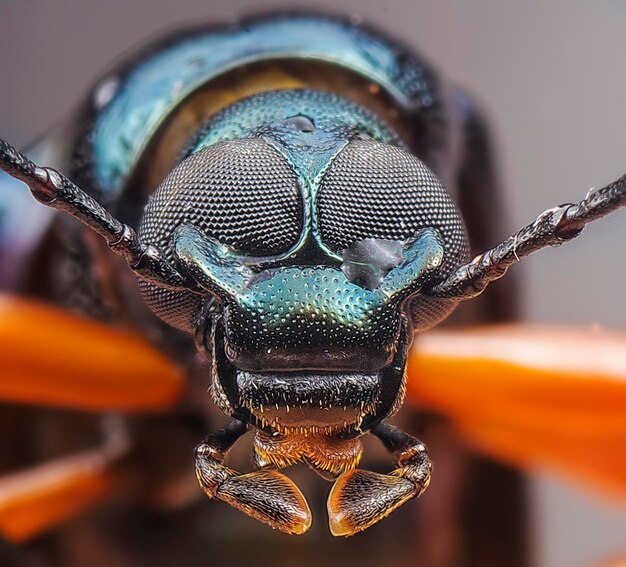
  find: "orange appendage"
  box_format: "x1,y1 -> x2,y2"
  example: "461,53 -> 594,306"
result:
0,447 -> 122,542
0,293 -> 183,411
407,325 -> 626,499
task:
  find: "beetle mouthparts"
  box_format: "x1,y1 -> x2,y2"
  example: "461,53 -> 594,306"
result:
236,371 -> 380,434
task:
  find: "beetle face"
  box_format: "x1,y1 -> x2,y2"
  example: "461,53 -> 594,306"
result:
137,90 -> 469,436
173,220 -> 445,436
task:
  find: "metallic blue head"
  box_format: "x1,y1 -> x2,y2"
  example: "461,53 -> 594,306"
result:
138,89 -> 468,434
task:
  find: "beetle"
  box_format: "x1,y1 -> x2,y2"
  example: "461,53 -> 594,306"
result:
0,10 -> 625,548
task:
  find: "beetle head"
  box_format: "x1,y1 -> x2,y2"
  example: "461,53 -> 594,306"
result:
136,91 -> 469,436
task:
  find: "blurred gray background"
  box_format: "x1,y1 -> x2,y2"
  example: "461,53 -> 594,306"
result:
1,1 -> 625,565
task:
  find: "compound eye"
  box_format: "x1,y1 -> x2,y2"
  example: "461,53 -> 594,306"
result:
138,139 -> 304,331
317,140 -> 469,278
141,138 -> 304,257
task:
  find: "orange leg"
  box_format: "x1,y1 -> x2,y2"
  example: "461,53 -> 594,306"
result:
0,432 -> 128,542
0,293 -> 183,411
407,325 -> 626,499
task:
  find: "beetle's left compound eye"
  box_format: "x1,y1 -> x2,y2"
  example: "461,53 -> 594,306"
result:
317,139 -> 470,330
318,139 -> 469,277
137,139 -> 304,331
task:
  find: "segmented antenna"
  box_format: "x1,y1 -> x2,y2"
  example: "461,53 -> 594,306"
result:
0,137 -> 194,292
428,173 -> 626,300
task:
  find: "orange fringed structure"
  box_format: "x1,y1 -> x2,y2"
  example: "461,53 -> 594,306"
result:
0,293 -> 183,412
407,325 -> 626,499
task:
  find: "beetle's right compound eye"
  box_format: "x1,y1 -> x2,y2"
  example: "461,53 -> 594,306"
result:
138,139 -> 304,331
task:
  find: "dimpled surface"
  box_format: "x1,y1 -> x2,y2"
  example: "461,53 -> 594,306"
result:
317,140 -> 468,277
222,230 -> 442,357
138,138 -> 303,330
226,266 -> 400,371
235,267 -> 395,346
189,90 -> 400,185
